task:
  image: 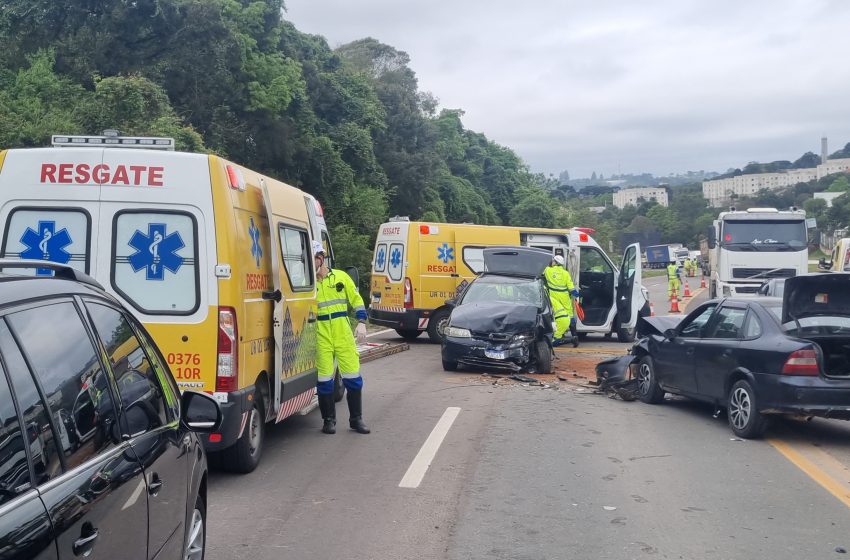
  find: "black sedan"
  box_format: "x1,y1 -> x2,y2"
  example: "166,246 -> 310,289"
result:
632,273 -> 850,438
442,247 -> 555,374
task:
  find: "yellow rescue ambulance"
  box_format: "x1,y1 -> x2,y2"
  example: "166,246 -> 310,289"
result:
368,218 -> 649,343
819,238 -> 850,272
0,133 -> 338,473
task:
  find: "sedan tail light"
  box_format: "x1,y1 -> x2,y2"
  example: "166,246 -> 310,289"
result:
781,349 -> 820,376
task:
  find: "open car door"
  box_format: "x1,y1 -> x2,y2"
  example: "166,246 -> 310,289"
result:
616,243 -> 642,329
262,179 -> 318,418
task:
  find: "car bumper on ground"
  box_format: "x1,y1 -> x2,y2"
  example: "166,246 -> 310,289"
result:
202,386 -> 253,452
754,373 -> 850,420
368,307 -> 430,330
442,336 -> 534,372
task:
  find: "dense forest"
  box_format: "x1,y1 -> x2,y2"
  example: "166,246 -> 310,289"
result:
1,0 -> 848,279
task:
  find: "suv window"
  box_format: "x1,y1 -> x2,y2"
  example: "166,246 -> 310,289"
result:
1,208 -> 91,276
0,359 -> 30,503
86,303 -> 170,435
5,302 -> 120,471
112,210 -> 199,315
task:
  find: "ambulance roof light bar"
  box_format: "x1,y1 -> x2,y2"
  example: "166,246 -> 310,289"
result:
52,133 -> 175,151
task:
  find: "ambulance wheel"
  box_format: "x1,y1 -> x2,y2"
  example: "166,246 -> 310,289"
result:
222,393 -> 264,474
427,307 -> 452,343
395,329 -> 423,341
577,333 -> 589,341
615,317 -> 636,342
333,370 -> 345,403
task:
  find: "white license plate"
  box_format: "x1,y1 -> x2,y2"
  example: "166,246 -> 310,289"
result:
485,350 -> 506,360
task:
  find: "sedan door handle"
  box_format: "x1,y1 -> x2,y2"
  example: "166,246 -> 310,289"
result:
148,474 -> 163,496
73,529 -> 99,556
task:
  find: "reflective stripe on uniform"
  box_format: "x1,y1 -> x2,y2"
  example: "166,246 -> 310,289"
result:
548,286 -> 570,292
353,305 -> 366,313
318,298 -> 348,309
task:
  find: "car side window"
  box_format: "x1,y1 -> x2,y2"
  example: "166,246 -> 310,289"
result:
742,311 -> 763,339
4,303 -> 119,472
706,307 -> 748,339
679,304 -> 717,338
0,358 -> 31,503
85,303 -> 171,436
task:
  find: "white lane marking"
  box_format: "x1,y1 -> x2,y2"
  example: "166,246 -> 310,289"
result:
367,328 -> 393,338
399,407 -> 461,489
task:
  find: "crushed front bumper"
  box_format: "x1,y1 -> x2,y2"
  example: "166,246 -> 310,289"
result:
442,335 -> 535,372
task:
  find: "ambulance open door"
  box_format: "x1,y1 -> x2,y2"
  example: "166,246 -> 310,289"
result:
616,243 -> 642,329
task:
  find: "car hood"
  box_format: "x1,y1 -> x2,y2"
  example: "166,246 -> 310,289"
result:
637,315 -> 683,337
483,246 -> 551,277
782,273 -> 850,323
450,302 -> 539,334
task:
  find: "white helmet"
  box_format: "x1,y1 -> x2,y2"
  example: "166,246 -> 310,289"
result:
553,255 -> 565,266
312,240 -> 325,256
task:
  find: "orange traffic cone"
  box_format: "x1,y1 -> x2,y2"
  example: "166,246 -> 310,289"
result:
669,293 -> 681,313
649,301 -> 656,316
683,280 -> 692,298
700,275 -> 706,289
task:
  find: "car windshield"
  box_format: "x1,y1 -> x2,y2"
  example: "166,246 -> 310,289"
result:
720,220 -> 807,251
461,278 -> 543,307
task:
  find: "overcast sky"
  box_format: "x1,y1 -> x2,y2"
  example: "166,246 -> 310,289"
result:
284,0 -> 850,179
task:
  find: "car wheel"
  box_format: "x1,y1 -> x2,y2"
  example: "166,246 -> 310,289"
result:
395,329 -> 422,341
577,332 -> 589,341
535,340 -> 552,374
442,357 -> 458,371
728,380 -> 768,439
636,356 -> 665,404
427,307 -> 452,343
222,392 -> 264,473
333,370 -> 345,403
184,494 -> 206,560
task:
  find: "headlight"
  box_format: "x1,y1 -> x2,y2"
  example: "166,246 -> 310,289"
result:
446,326 -> 472,338
508,333 -> 535,348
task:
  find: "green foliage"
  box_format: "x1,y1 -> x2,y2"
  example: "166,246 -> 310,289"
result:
826,176 -> 850,192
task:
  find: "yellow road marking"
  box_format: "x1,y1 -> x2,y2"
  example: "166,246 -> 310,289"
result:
553,347 -> 623,355
769,438 -> 850,509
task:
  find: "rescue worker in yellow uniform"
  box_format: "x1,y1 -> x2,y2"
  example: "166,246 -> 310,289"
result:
313,241 -> 370,435
667,261 -> 681,299
551,296 -> 573,344
545,255 -> 580,348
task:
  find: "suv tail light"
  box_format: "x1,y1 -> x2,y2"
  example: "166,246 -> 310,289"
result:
216,307 -> 239,391
782,349 -> 820,376
403,277 -> 414,309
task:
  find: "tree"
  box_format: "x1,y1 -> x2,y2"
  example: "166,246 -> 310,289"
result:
793,151 -> 821,168
827,176 -> 850,193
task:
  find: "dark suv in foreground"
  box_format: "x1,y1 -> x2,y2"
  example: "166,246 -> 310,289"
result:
0,262 -> 221,560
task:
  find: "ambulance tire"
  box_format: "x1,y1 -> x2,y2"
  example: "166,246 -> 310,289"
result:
427,307 -> 452,343
395,329 -> 423,341
614,317 -> 636,343
222,392 -> 264,474
333,371 -> 345,403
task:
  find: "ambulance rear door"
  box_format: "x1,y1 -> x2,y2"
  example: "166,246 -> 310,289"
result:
0,148 -> 103,278
616,243 -> 643,330
370,222 -> 408,314
262,180 -> 317,416
96,149 -> 217,392
417,223 -> 460,305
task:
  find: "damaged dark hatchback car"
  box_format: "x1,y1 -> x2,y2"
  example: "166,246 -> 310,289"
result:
441,247 -> 555,374
630,273 -> 850,438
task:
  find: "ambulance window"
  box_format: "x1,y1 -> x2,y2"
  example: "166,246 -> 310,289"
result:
387,243 -> 404,281
1,208 -> 91,276
374,243 -> 387,273
462,246 -> 485,274
321,231 -> 334,270
112,211 -> 199,315
279,226 -> 313,291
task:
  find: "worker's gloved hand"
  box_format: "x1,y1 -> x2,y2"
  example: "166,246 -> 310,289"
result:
570,289 -> 580,298
355,322 -> 368,345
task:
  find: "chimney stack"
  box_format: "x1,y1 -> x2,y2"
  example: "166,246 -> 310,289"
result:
822,137 -> 828,164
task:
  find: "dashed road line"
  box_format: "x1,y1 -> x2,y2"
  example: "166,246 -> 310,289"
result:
399,407 -> 461,489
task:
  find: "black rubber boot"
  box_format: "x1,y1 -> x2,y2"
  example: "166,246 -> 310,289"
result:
346,390 -> 370,434
318,393 -> 336,434
570,322 -> 579,347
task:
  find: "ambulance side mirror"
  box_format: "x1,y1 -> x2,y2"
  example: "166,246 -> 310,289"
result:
345,266 -> 360,288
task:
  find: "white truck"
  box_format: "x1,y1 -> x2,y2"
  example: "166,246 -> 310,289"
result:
706,207 -> 810,298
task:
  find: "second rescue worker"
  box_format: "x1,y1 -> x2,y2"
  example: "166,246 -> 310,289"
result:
667,260 -> 681,298
313,241 -> 371,435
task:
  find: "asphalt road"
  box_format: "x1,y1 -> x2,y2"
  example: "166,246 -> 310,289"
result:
207,329 -> 850,560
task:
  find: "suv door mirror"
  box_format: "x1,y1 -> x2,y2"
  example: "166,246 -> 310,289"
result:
345,266 -> 360,288
181,391 -> 222,433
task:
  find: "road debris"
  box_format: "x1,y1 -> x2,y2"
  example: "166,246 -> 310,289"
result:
603,506 -> 618,511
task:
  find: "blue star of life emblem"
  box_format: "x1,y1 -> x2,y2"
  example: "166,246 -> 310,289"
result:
249,217 -> 262,268
19,220 -> 73,276
390,247 -> 402,268
376,247 -> 386,269
437,243 -> 455,264
128,223 -> 185,281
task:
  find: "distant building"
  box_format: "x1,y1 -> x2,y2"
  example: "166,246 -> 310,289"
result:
814,192 -> 845,207
612,186 -> 669,209
702,157 -> 850,208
